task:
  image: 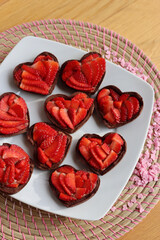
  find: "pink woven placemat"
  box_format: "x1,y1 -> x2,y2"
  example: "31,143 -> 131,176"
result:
0,19 -> 159,240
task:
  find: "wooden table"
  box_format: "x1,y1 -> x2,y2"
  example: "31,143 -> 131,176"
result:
0,0 -> 159,239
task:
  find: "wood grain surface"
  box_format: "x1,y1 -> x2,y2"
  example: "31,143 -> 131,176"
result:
0,0 -> 159,239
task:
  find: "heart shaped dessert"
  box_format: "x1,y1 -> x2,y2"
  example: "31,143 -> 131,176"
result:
96,85 -> 143,128
0,143 -> 34,194
77,133 -> 126,175
45,92 -> 94,133
60,52 -> 106,94
49,165 -> 100,207
27,122 -> 72,170
13,52 -> 59,95
0,92 -> 29,136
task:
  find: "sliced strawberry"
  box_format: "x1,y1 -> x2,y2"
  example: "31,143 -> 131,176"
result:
8,164 -> 15,184
40,135 -> 57,150
83,97 -> 94,110
104,111 -> 116,124
74,108 -> 87,126
89,172 -> 98,186
101,143 -> 110,154
112,133 -> 124,145
51,171 -> 65,193
51,106 -> 67,128
81,62 -> 92,85
65,173 -> 76,194
88,157 -> 100,170
88,138 -> 102,145
72,93 -> 87,100
120,104 -> 128,122
79,145 -> 91,161
109,88 -> 119,101
55,100 -> 65,109
50,134 -> 67,163
43,60 -> 59,87
0,96 -> 9,112
44,134 -> 63,158
90,60 -> 100,87
103,150 -> 118,168
59,108 -> 74,129
0,119 -> 27,128
97,88 -> 110,103
59,173 -> 72,196
57,165 -> 74,174
22,70 -> 42,81
70,99 -> 80,109
79,137 -> 91,148
95,145 -> 107,160
114,101 -> 123,109
75,175 -> 84,188
125,100 -> 134,120
68,108 -> 76,126
0,158 -> 6,168
2,166 -> 10,183
100,99 -> 114,115
63,100 -> 71,109
75,187 -> 86,199
111,108 -> 121,123
90,145 -> 103,169
66,78 -> 94,91
0,168 -> 4,182
129,97 -> 140,114
22,64 -> 40,75
32,60 -> 46,77
37,147 -> 49,164
20,82 -> 49,95
110,140 -> 122,154
59,192 -> 76,201
119,93 -> 129,102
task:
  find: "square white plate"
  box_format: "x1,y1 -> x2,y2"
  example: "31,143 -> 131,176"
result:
0,36 -> 154,220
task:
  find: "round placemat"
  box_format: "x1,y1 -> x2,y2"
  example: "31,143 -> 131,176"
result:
0,19 -> 159,240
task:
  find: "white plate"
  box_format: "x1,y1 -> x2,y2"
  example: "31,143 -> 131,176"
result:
0,36 -> 154,220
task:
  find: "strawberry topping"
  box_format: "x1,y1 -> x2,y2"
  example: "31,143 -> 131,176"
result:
50,165 -> 100,207
45,92 -> 94,133
61,52 -> 105,94
96,86 -> 143,127
0,144 -> 32,190
13,52 -> 59,95
0,93 -> 29,136
78,133 -> 126,175
28,122 -> 71,170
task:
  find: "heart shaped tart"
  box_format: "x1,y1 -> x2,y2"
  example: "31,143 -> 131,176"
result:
49,165 -> 100,207
27,122 -> 72,170
77,133 -> 126,175
0,143 -> 34,195
13,52 -> 59,95
0,92 -> 29,136
96,85 -> 143,128
45,92 -> 94,133
60,52 -> 106,94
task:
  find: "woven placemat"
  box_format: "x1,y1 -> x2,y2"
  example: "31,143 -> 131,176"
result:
0,19 -> 159,240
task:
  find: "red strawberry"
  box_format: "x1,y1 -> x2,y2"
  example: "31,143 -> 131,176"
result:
111,108 -> 121,123
65,173 -> 76,193
51,171 -> 65,193
103,150 -> 118,168
119,93 -> 129,101
75,187 -> 86,199
109,89 -> 119,101
125,100 -> 134,120
110,140 -> 122,154
129,96 -> 140,114
13,52 -> 59,95
59,192 -> 76,201
59,108 -> 74,129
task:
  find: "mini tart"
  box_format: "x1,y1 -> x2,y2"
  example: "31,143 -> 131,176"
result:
0,143 -> 34,195
77,133 -> 126,175
0,92 -> 30,137
27,122 -> 72,170
44,92 -> 94,133
13,52 -> 60,95
95,85 -> 144,128
49,165 -> 100,207
60,52 -> 106,94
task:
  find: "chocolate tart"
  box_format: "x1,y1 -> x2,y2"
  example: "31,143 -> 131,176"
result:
76,133 -> 127,175
0,92 -> 30,137
95,85 -> 144,128
13,52 -> 60,95
0,143 -> 34,195
49,165 -> 100,207
27,122 -> 72,170
44,92 -> 94,134
60,52 -> 106,94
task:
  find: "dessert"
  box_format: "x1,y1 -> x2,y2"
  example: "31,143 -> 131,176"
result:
0,92 -> 29,136
45,92 -> 94,133
0,143 -> 34,194
27,122 -> 72,170
96,85 -> 143,128
77,133 -> 126,175
49,165 -> 100,207
60,52 -> 106,94
13,52 -> 59,95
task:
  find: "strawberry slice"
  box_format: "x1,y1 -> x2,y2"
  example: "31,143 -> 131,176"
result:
110,140 -> 122,154
129,96 -> 140,114
65,173 -> 76,194
59,108 -> 74,129
59,192 -> 76,201
51,171 -> 65,193
103,150 -> 118,168
125,100 -> 134,120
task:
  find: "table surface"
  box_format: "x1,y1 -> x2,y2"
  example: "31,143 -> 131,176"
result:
0,0 -> 159,239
